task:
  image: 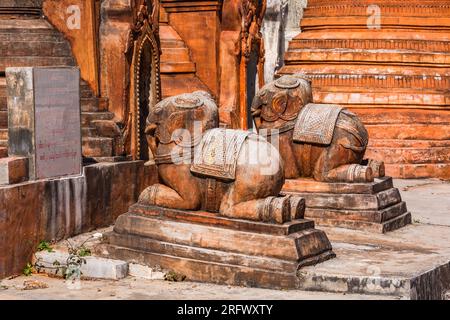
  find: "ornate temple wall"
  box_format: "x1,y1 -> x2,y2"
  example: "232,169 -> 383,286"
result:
279,0 -> 450,179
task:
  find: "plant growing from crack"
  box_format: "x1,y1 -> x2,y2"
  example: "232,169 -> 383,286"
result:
23,233 -> 103,280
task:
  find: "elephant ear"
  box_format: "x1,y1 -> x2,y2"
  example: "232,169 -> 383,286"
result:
156,110 -> 187,144
280,92 -> 303,121
261,90 -> 287,122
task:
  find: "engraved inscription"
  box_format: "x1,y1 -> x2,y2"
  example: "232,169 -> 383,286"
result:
33,68 -> 81,179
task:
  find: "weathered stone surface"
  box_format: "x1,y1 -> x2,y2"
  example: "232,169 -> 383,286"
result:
282,177 -> 411,233
279,0 -> 450,179
0,16 -> 117,159
6,67 -> 82,180
34,251 -> 128,280
262,0 -> 307,83
0,156 -> 28,185
298,223 -> 450,300
128,263 -> 165,280
101,205 -> 335,290
0,161 -> 157,279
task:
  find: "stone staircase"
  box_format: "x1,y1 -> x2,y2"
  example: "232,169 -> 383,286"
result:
0,15 -> 117,159
160,24 -> 209,99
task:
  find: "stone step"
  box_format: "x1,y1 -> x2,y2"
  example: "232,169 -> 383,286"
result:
312,89 -> 450,108
160,61 -> 196,74
80,83 -> 95,98
0,40 -> 72,57
82,137 -> 114,158
0,31 -> 66,43
0,110 -> 7,127
0,129 -> 7,140
384,163 -> 450,179
366,124 -> 450,140
285,49 -> 450,67
161,47 -> 192,63
81,127 -> 97,137
81,112 -> 114,126
366,146 -> 450,165
81,98 -> 99,112
300,16 -> 450,32
0,56 -> 75,72
289,38 -> 450,53
368,139 -> 450,148
0,96 -> 6,111
351,108 -> 450,125
161,39 -> 187,49
0,147 -> 7,158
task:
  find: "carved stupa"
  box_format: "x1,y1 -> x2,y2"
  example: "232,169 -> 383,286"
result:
280,0 -> 450,179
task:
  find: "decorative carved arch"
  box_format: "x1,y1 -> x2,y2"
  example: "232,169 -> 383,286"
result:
124,0 -> 161,160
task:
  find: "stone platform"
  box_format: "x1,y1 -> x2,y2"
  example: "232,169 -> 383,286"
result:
298,222 -> 450,300
282,177 -> 412,233
101,204 -> 335,289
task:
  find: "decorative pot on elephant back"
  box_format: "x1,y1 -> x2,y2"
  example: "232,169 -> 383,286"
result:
251,74 -> 385,183
139,90 -> 304,224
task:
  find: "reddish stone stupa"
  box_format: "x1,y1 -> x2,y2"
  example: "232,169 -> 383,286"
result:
279,0 -> 450,179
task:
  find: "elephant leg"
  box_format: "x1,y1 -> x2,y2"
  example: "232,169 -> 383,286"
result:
362,159 -> 386,178
316,163 -> 374,183
220,194 -> 291,224
313,139 -> 373,183
139,164 -> 201,210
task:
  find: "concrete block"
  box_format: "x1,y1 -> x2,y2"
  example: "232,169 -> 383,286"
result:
35,251 -> 128,280
0,156 -> 28,185
129,263 -> 165,280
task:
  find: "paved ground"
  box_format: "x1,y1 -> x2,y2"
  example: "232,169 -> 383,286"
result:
0,275 -> 395,300
0,179 -> 448,300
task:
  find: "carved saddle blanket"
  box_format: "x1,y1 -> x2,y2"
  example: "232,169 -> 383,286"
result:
191,128 -> 251,181
293,103 -> 343,145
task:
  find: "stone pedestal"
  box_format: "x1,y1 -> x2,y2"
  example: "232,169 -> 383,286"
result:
101,204 -> 335,289
6,67 -> 82,180
282,177 -> 412,233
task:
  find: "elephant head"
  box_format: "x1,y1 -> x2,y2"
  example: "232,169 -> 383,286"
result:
251,74 -> 313,130
145,91 -> 219,158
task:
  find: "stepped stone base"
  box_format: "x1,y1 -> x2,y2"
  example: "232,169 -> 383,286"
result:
100,205 -> 335,289
282,177 -> 412,233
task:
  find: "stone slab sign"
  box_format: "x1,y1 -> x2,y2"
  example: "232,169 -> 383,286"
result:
6,67 -> 82,180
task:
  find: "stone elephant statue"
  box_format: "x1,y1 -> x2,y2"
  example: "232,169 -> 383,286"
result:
251,75 -> 384,183
139,91 -> 304,224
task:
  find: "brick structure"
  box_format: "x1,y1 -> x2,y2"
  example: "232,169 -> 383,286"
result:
280,0 -> 450,179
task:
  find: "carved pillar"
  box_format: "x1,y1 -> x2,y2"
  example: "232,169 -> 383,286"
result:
220,0 -> 266,129
99,0 -> 134,124
124,0 -> 161,160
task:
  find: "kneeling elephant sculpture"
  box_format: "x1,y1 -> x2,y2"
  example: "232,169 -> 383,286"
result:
251,75 -> 384,183
139,91 -> 303,224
